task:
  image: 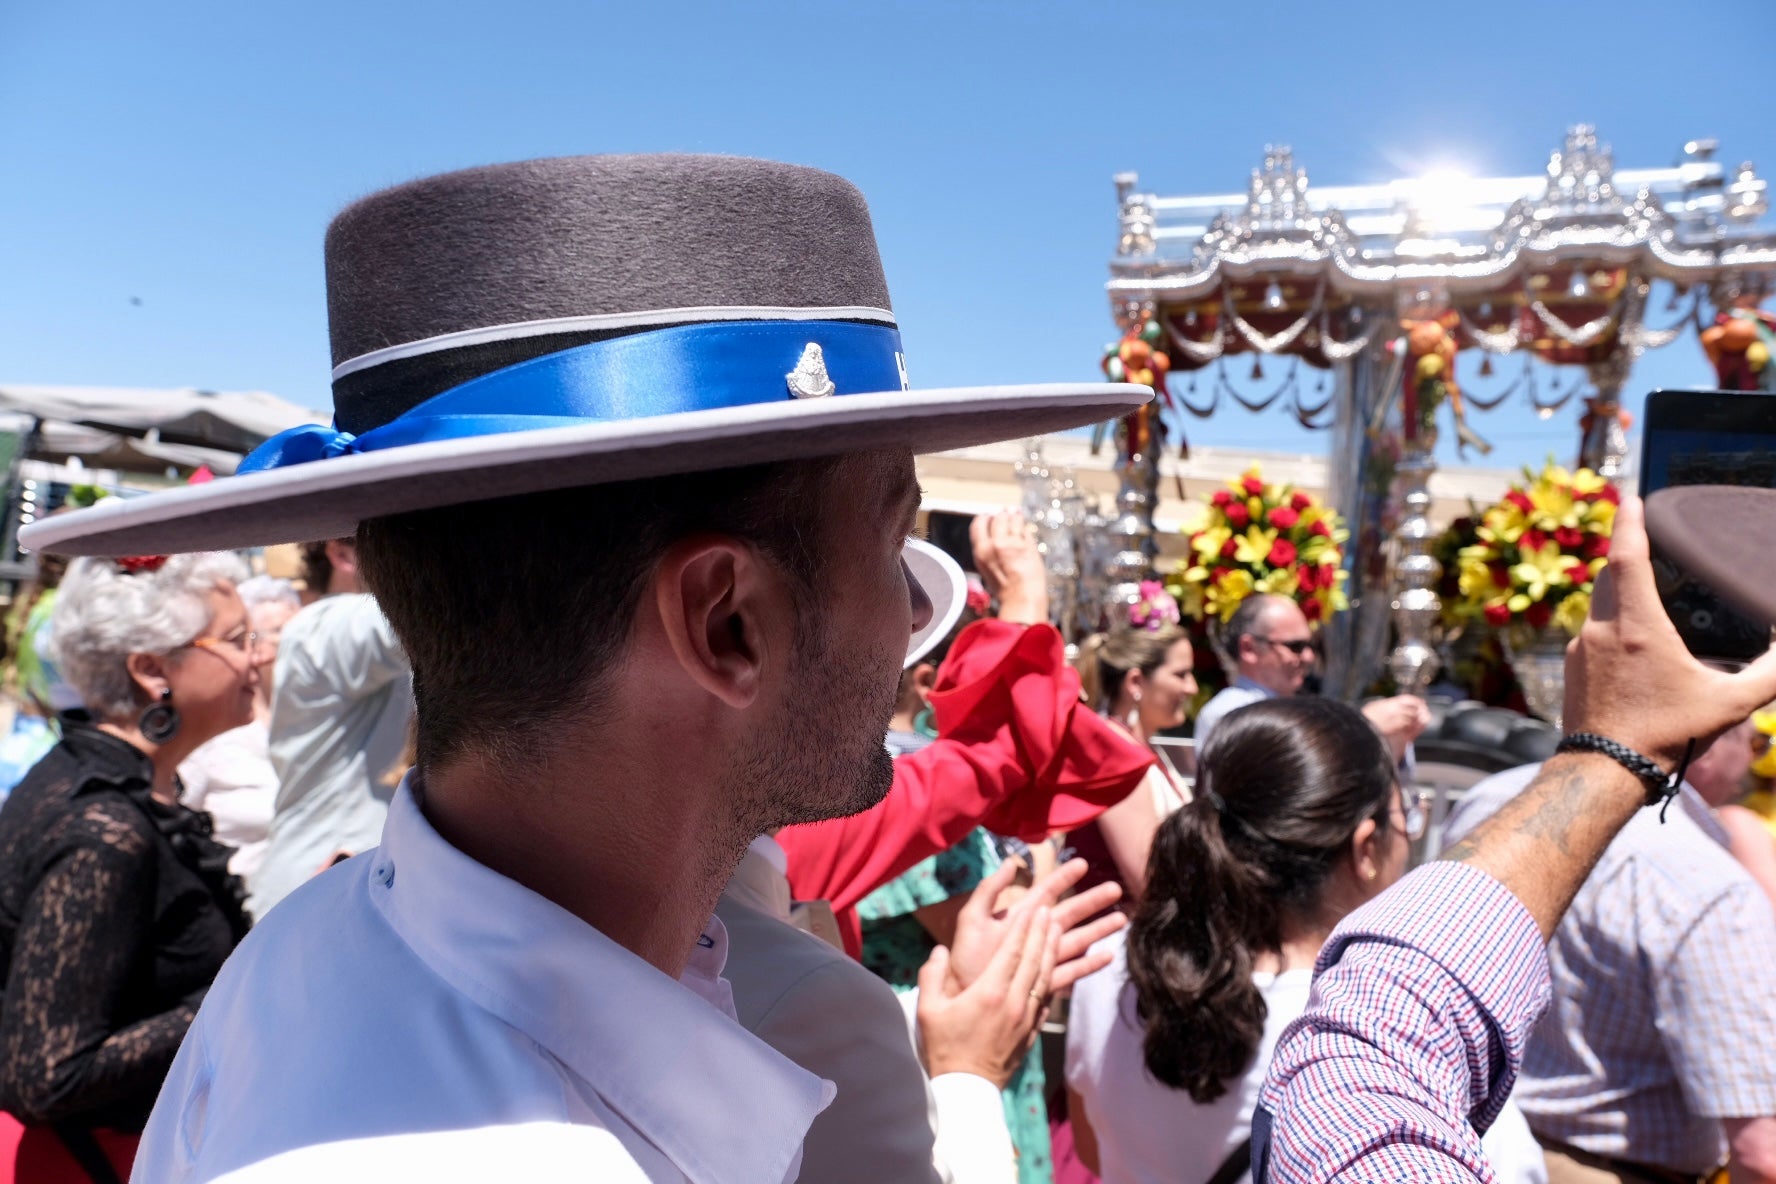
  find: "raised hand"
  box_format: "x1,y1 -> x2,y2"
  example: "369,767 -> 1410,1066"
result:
969,510 -> 1049,626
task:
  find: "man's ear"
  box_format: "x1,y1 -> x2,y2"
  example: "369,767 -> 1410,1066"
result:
652,536 -> 786,710
911,661 -> 940,697
325,538 -> 358,576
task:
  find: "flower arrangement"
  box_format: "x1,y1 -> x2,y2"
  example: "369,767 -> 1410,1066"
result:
1167,467 -> 1350,624
1127,580 -> 1181,632
1452,461 -> 1618,636
1431,510 -> 1482,630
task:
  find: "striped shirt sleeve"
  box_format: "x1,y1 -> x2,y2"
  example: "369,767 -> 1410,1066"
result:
1258,861 -> 1552,1183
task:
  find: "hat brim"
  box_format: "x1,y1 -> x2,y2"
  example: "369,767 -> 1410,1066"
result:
1644,485 -> 1776,628
21,383 -> 1150,557
902,537 -> 967,668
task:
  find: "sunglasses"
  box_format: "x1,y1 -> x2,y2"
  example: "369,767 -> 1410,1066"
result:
1254,635 -> 1315,656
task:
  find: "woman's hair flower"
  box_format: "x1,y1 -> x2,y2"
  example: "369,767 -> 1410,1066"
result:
1128,580 -> 1182,632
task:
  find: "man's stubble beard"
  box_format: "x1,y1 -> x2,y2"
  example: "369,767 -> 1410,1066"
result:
728,611 -> 900,834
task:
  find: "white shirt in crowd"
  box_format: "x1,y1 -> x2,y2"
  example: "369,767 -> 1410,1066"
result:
717,835 -> 1015,1184
179,718 -> 276,881
134,778 -> 833,1183
1065,930 -> 1547,1184
1188,677 -> 1276,757
247,594 -> 412,917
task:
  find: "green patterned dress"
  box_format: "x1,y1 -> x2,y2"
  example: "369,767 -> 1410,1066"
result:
858,734 -> 1054,1183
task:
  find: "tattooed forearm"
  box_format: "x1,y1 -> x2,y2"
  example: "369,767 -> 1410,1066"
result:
1437,754 -> 1644,940
1441,762 -> 1595,866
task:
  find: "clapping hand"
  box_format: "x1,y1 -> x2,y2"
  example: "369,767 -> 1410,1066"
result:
915,905 -> 1055,1088
948,857 -> 1126,996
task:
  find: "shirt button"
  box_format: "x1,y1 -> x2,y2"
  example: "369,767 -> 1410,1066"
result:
374,863 -> 395,888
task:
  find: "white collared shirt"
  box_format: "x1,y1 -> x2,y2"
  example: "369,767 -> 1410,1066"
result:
1189,675 -> 1277,755
134,780 -> 833,1183
717,837 -> 1015,1184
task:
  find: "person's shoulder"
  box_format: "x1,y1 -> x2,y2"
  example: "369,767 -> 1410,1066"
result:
40,789 -> 160,868
1203,684 -> 1249,709
717,897 -> 890,1029
1442,762 -> 1542,843
180,860 -> 589,1174
284,593 -> 376,637
1619,801 -> 1765,913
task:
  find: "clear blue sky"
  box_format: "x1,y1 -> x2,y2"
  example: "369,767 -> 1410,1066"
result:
2,0 -> 1771,473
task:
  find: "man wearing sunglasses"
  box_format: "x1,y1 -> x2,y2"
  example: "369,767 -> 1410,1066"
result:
1193,595 -> 1429,760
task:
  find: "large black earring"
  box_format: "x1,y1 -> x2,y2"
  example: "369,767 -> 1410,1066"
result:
139,689 -> 181,744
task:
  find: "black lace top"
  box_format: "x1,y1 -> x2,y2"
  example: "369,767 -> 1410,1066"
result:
0,719 -> 249,1132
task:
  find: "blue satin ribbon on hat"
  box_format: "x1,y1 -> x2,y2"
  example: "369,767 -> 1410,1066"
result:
239,319 -> 907,474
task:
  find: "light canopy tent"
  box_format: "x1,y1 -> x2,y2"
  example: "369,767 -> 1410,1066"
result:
0,385 -> 326,476
0,385 -> 328,582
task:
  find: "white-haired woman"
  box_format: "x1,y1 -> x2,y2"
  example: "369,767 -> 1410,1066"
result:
180,574 -> 302,882
0,553 -> 256,1182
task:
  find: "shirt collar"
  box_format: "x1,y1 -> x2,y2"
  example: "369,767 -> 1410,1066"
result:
722,836 -> 793,922
54,714 -> 154,793
371,778 -> 829,1184
1232,675 -> 1280,698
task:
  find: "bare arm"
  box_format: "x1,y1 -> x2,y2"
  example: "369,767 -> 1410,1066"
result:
1726,1115 -> 1776,1184
1719,804 -> 1776,915
912,895 -> 969,948
1067,1086 -> 1102,1177
1086,780 -> 1164,902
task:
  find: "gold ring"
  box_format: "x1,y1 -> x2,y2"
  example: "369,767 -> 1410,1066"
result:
1029,988 -> 1043,1001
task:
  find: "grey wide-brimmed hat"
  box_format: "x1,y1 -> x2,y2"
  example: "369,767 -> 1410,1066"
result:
23,153 -> 1149,559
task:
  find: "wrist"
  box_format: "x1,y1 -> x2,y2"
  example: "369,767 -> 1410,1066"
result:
925,1051 -> 1013,1089
1555,732 -> 1680,807
995,593 -> 1048,626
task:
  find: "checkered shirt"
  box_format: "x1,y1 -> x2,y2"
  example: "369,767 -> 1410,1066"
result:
1258,860 -> 1552,1183
1447,766 -> 1776,1175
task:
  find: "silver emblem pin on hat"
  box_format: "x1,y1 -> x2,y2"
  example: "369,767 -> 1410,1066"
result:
786,343 -> 836,400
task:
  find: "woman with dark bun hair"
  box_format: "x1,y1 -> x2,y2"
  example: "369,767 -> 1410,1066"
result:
1063,697 -> 1414,1184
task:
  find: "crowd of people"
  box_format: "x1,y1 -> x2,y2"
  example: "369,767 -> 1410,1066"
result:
0,151 -> 1770,1184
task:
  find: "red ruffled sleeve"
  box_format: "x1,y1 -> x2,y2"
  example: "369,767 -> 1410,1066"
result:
777,619 -> 1154,954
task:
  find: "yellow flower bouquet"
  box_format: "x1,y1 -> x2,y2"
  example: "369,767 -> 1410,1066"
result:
1452,461 -> 1618,637
1166,467 -> 1350,624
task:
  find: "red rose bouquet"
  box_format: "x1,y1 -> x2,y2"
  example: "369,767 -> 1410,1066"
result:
1452,461 -> 1617,637
1166,467 -> 1349,624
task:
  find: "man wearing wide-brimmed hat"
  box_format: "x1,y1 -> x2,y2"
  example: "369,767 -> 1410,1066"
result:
23,155 -> 1148,1182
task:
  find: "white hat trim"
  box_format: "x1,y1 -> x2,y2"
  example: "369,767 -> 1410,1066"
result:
331,304 -> 899,381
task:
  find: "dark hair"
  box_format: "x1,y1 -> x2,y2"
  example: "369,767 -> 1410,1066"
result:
1124,696 -> 1396,1103
1225,593 -> 1286,651
298,541 -> 335,596
356,457 -> 845,773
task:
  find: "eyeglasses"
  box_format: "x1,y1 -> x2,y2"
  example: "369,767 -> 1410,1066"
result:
1398,787 -> 1432,842
189,630 -> 260,660
1253,635 -> 1315,657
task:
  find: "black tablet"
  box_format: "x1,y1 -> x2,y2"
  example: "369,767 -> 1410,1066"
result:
1639,389 -> 1776,663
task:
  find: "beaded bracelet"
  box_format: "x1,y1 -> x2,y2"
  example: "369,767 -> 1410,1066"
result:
1555,732 -> 1697,813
